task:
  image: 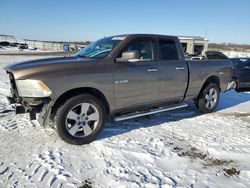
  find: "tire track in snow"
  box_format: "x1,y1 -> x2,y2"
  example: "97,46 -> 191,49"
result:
0,114 -> 35,131
0,162 -> 25,186
0,150 -> 80,187
24,150 -> 79,187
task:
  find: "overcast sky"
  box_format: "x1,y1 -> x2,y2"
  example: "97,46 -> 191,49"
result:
1,0 -> 250,44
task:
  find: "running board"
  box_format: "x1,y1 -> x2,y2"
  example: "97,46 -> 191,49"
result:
114,103 -> 188,122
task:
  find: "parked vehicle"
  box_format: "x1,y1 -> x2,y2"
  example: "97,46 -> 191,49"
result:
0,41 -> 10,47
18,43 -> 28,49
10,42 -> 20,47
185,51 -> 227,61
4,34 -> 233,145
230,58 -> 250,91
205,51 -> 228,60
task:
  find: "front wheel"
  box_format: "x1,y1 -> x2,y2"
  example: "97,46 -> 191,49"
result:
55,94 -> 106,145
196,83 -> 220,113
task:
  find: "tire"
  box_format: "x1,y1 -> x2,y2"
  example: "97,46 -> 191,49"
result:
196,83 -> 220,113
231,79 -> 238,90
231,79 -> 241,92
55,94 -> 106,145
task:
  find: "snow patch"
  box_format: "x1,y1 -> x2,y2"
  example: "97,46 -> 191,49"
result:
0,55 -> 250,187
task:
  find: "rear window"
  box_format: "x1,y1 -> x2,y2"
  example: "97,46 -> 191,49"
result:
159,40 -> 179,60
205,51 -> 228,60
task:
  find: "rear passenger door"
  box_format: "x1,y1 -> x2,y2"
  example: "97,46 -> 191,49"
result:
158,38 -> 188,102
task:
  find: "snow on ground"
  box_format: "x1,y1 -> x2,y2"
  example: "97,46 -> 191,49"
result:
0,47 -> 62,54
0,55 -> 250,188
220,50 -> 250,58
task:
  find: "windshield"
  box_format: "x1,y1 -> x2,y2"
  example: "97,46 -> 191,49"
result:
75,36 -> 126,59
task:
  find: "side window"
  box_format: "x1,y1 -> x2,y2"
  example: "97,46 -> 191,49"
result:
159,40 -> 179,60
124,40 -> 154,61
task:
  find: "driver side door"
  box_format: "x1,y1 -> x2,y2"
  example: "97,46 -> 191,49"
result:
113,38 -> 161,110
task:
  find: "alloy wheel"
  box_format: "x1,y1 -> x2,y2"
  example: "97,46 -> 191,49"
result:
205,88 -> 218,109
65,103 -> 99,138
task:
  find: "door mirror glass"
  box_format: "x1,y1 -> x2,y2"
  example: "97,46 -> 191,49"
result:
116,50 -> 140,63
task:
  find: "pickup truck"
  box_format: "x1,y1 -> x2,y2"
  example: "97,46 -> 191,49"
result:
4,34 -> 233,145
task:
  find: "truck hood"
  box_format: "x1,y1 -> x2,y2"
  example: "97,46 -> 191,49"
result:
4,56 -> 98,79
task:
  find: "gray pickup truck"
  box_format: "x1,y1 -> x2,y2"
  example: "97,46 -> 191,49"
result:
4,34 -> 232,145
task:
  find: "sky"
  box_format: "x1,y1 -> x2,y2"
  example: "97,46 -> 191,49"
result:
0,0 -> 250,44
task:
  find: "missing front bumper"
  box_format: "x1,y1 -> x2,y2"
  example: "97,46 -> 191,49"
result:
7,95 -> 52,124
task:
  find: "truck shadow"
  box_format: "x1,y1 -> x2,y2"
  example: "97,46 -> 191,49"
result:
97,104 -> 199,141
97,91 -> 250,141
216,90 -> 250,111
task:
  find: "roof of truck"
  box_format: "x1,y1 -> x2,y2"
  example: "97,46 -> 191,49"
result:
110,33 -> 178,39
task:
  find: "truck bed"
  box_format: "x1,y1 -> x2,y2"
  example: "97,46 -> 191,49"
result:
185,59 -> 232,99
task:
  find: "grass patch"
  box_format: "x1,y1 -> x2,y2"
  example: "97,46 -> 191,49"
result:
223,167 -> 240,176
79,180 -> 92,188
172,146 -> 183,152
176,146 -> 234,167
180,147 -> 207,160
220,112 -> 250,118
205,158 -> 233,166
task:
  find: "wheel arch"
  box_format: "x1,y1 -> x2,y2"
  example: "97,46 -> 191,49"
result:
231,76 -> 238,82
198,75 -> 221,98
51,87 -> 110,119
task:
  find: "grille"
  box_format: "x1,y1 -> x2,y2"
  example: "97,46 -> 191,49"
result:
8,72 -> 19,97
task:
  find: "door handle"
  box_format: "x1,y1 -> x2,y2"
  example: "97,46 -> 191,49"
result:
176,66 -> 185,70
147,68 -> 158,72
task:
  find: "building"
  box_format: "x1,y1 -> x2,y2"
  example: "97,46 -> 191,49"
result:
23,39 -> 66,51
0,34 -> 17,43
178,36 -> 208,56
23,39 -> 82,51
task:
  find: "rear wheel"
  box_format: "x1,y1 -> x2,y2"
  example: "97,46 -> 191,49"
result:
55,94 -> 106,145
231,79 -> 238,89
231,79 -> 240,92
196,83 -> 220,113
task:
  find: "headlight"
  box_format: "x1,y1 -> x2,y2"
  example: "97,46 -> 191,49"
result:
15,79 -> 52,97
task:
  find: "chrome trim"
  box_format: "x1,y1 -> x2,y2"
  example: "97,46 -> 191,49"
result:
147,68 -> 158,72
176,67 -> 185,70
114,80 -> 128,84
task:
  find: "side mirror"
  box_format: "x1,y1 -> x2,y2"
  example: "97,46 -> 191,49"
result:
116,50 -> 140,63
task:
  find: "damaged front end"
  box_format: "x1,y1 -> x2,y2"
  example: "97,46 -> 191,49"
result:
6,72 -> 53,127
